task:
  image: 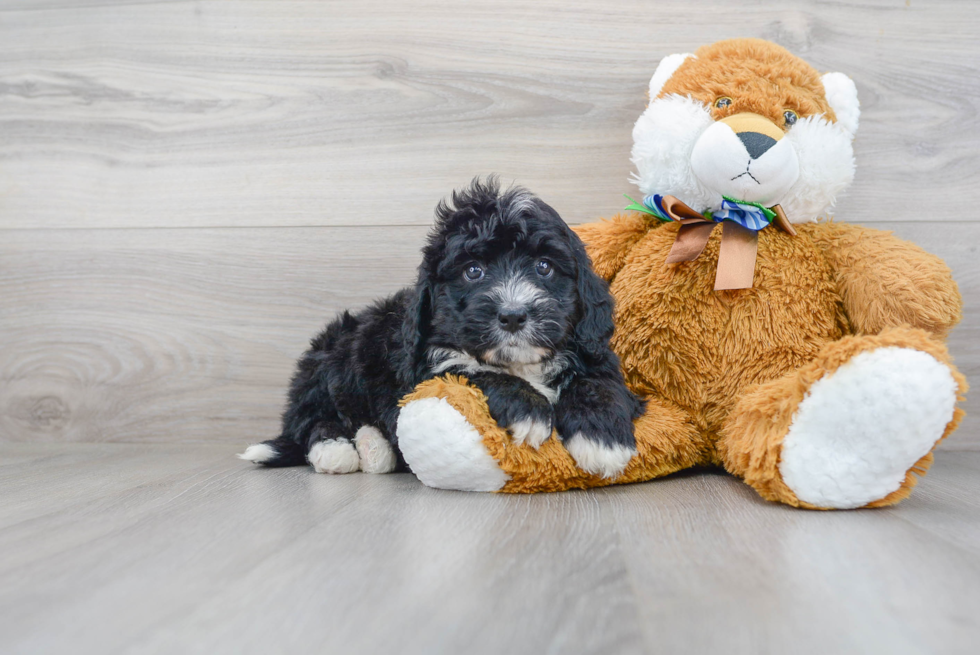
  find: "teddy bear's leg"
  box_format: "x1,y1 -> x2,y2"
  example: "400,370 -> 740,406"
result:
718,328 -> 967,509
397,374 -> 704,493
396,376 -> 512,492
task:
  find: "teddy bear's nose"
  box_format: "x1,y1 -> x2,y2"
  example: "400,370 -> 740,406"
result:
737,131 -> 777,159
719,112 -> 784,160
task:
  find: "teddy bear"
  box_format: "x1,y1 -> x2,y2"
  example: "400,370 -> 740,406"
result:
395,38 -> 968,509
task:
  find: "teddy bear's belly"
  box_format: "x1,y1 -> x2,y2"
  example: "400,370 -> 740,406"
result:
610,225 -> 846,441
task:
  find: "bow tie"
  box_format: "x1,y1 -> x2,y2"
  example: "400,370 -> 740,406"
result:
624,193 -> 797,290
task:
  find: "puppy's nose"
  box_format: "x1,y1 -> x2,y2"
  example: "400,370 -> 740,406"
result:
498,311 -> 527,333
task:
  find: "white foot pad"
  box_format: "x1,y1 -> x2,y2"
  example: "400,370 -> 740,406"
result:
308,439 -> 360,474
780,347 -> 957,509
396,397 -> 509,491
354,426 -> 397,474
565,433 -> 634,479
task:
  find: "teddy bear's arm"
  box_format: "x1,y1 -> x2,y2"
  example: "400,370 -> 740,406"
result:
573,213 -> 654,282
803,222 -> 962,339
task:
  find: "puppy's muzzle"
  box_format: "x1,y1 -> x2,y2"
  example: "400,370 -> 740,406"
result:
498,311 -> 527,334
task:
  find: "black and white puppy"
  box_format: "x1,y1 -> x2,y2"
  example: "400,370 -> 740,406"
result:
240,178 -> 643,478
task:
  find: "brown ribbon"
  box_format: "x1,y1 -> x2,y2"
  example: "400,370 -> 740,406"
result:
660,195 -> 794,290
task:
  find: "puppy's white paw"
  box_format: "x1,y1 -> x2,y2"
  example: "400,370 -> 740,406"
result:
565,433 -> 635,479
354,426 -> 397,474
508,417 -> 553,449
308,439 -> 360,474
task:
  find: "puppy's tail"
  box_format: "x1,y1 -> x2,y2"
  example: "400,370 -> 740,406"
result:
238,437 -> 308,468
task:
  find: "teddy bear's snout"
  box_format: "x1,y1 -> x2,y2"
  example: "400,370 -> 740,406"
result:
690,112 -> 800,206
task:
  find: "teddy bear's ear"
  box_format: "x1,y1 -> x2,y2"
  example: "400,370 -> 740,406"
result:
648,53 -> 694,99
821,72 -> 860,138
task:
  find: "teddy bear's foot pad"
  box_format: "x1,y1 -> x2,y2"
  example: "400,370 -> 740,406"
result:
779,347 -> 958,509
397,397 -> 510,491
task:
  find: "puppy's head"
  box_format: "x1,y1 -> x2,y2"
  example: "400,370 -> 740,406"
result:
399,177 -> 612,383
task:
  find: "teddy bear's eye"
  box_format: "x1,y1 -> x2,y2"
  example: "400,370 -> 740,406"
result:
783,109 -> 799,126
714,96 -> 733,109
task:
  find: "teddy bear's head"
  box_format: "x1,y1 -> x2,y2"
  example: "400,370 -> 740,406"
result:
631,38 -> 859,222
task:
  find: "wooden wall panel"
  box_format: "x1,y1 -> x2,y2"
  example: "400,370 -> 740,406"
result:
0,0 -> 977,228
0,226 -> 428,444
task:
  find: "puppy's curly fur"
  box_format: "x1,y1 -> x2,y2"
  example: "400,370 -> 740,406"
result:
240,178 -> 642,477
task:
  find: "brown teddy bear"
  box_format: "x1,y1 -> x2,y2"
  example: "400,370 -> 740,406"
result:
395,38 -> 967,509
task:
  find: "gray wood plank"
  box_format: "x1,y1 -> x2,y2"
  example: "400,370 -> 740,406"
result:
1,221 -> 977,446
607,470 -> 980,655
0,443 -> 646,655
0,0 -> 977,229
892,453 -> 980,557
0,443 -> 978,654
0,225 -> 428,444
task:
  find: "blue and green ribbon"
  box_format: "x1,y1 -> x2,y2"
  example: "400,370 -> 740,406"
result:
625,194 -> 777,232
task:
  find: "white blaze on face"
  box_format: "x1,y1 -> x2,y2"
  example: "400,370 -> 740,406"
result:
489,274 -> 544,312
485,273 -> 551,364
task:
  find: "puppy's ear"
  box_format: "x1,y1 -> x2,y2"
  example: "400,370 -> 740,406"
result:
570,230 -> 616,363
397,272 -> 433,387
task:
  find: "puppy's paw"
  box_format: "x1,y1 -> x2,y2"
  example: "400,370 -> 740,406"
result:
508,416 -> 553,449
308,438 -> 360,474
565,433 -> 635,479
354,426 -> 397,474
472,373 -> 555,449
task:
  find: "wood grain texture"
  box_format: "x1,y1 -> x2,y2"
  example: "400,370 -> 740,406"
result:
0,225 -> 428,443
1,442 -> 979,654
0,0 -> 978,228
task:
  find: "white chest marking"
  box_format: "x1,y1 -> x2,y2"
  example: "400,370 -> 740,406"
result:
429,348 -> 562,404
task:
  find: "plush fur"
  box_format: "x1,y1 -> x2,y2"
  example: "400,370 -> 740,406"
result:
396,39 -> 968,508
241,178 -> 641,476
631,38 -> 857,221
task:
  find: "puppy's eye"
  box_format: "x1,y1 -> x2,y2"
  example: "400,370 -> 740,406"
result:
463,263 -> 484,281
714,96 -> 732,109
535,260 -> 553,278
783,109 -> 799,126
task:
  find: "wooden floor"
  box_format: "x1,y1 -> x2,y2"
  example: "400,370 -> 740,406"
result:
2,443 -> 979,655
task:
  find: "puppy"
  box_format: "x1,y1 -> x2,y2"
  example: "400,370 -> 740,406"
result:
240,178 -> 643,478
